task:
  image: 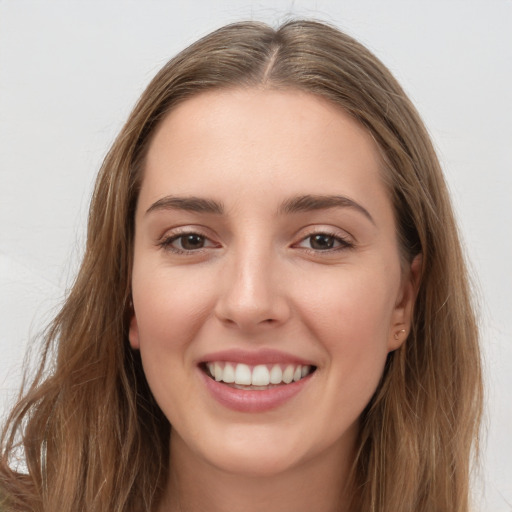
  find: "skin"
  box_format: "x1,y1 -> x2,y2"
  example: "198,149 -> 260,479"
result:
129,88 -> 420,512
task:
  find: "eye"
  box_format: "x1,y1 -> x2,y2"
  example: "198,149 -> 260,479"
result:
160,232 -> 218,253
297,233 -> 352,251
174,234 -> 207,250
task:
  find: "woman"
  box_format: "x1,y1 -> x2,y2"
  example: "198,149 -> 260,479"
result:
0,20 -> 482,512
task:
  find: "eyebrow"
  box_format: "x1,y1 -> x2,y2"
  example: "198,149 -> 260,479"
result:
145,193 -> 374,224
279,194 -> 375,224
145,195 -> 224,216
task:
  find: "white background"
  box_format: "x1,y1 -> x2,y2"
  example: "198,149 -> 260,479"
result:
0,1 -> 511,510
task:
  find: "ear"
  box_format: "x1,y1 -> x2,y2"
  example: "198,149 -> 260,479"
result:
388,254 -> 422,352
128,313 -> 140,350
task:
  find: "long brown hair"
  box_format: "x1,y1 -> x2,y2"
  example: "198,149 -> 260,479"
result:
1,20 -> 482,512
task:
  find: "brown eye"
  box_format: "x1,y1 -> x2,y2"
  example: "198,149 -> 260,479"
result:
175,234 -> 206,250
309,234 -> 336,250
295,232 -> 353,252
159,230 -> 220,255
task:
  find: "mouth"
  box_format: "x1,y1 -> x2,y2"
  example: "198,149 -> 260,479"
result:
198,349 -> 318,412
201,362 -> 317,390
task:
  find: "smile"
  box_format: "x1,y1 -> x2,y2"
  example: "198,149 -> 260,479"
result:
205,362 -> 315,388
198,349 -> 317,412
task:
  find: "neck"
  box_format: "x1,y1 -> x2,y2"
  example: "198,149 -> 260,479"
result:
157,431 -> 356,512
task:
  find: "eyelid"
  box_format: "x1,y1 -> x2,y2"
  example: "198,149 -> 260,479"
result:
296,234 -> 350,249
156,224 -> 215,241
291,226 -> 355,252
156,226 -> 221,253
155,225 -> 354,255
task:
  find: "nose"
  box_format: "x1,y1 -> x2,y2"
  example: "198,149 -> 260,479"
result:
214,245 -> 291,332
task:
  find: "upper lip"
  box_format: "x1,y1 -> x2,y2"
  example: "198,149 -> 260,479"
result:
198,348 -> 316,367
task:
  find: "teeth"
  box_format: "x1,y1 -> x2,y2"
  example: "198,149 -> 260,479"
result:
223,363 -> 235,383
282,365 -> 294,384
214,362 -> 223,382
269,365 -> 283,384
206,362 -> 313,387
234,363 -> 252,385
252,365 -> 270,386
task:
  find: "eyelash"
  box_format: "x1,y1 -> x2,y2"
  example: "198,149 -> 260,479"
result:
295,232 -> 354,253
158,231 -> 215,255
157,230 -> 354,255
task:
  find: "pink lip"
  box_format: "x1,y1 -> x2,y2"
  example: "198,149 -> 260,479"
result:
198,348 -> 315,366
199,369 -> 313,413
197,349 -> 317,412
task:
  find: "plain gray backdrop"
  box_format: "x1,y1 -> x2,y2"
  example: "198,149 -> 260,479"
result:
1,1 -> 511,510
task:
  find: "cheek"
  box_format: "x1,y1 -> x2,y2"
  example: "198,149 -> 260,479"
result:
129,269 -> 216,406
132,267 -> 214,344
296,266 -> 398,394
298,265 -> 397,346
129,277 -> 210,433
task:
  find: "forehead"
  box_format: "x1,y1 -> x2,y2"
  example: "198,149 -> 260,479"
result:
140,88 -> 390,217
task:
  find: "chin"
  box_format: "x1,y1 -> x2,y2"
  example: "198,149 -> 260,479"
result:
185,424 -> 310,477
209,445 -> 304,478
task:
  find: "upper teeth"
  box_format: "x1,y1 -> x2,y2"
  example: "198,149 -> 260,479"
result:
206,362 -> 312,386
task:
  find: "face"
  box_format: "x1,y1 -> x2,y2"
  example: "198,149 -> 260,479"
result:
129,88 -> 418,477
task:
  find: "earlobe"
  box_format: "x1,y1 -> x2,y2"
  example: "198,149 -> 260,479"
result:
128,314 -> 140,350
388,254 -> 422,352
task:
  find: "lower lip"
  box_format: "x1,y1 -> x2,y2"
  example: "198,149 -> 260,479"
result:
200,369 -> 313,413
